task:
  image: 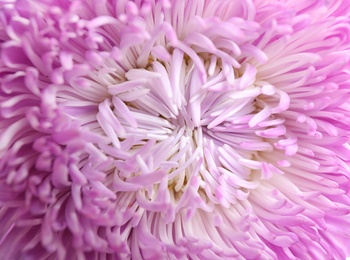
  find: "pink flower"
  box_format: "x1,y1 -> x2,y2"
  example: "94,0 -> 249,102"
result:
1,0 -> 350,259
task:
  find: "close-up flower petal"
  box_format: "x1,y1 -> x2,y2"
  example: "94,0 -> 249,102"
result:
1,0 -> 350,259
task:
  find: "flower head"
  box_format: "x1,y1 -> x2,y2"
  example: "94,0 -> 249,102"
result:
1,0 -> 350,259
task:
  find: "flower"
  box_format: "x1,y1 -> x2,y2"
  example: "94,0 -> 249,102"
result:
1,0 -> 350,259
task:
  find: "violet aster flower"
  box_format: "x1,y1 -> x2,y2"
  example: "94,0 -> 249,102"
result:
1,0 -> 350,259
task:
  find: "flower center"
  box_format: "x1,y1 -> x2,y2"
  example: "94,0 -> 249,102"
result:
58,7 -> 288,212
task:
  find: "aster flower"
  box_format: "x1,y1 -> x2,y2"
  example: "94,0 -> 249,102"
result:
1,0 -> 350,259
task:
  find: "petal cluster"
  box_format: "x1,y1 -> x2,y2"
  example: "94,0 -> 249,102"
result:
1,0 -> 350,259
